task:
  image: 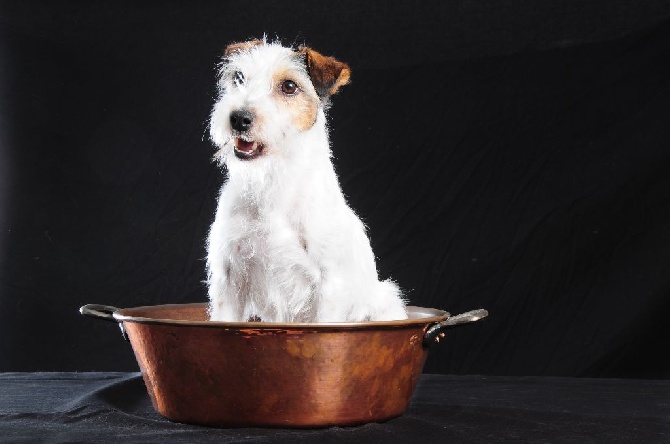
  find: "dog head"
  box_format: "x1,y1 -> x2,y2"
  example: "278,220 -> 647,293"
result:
209,39 -> 350,167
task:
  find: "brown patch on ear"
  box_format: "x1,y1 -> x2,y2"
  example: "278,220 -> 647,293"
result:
224,39 -> 264,57
299,46 -> 351,97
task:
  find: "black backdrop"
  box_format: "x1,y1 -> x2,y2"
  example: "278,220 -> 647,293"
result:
1,0 -> 670,378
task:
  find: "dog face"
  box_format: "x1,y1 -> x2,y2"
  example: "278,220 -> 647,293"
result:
209,39 -> 350,166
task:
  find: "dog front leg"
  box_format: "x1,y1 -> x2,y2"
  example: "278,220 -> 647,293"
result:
208,265 -> 245,322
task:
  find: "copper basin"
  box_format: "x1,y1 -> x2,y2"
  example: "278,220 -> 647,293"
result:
80,303 -> 487,428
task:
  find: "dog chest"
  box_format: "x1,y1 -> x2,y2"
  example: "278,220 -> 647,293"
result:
224,208 -> 310,273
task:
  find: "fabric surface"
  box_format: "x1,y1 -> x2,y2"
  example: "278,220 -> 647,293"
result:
1,372 -> 668,443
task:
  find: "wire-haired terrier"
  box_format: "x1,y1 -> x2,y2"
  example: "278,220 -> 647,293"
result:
207,38 -> 407,323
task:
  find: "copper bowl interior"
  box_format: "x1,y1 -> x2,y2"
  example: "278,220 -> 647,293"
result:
113,303 -> 450,327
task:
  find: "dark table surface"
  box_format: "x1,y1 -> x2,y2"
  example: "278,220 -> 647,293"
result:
1,372 -> 668,443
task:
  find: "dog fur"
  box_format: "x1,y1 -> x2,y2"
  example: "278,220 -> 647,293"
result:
206,38 -> 407,323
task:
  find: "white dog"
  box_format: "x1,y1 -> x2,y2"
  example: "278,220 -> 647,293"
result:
206,38 -> 407,323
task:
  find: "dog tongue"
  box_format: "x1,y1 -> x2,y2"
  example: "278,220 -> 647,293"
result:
236,139 -> 255,152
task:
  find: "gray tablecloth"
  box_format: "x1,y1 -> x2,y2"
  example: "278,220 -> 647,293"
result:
1,373 -> 668,443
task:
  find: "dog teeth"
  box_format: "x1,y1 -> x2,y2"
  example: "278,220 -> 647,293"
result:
233,138 -> 263,159
235,139 -> 256,152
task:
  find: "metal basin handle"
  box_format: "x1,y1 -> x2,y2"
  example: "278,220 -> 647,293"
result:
422,309 -> 488,347
80,304 -> 121,322
80,304 -> 129,341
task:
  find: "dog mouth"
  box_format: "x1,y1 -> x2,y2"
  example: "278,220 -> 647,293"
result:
233,138 -> 265,160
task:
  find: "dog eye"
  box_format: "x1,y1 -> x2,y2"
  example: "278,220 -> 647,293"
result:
281,80 -> 299,95
233,71 -> 245,85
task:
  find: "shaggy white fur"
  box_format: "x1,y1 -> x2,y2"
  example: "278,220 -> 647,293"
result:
206,39 -> 407,323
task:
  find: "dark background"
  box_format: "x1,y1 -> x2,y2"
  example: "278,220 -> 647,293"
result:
1,0 -> 670,378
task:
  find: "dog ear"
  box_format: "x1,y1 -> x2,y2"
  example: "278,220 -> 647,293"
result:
224,39 -> 264,57
299,46 -> 351,98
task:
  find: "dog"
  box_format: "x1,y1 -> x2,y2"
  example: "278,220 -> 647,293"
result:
206,38 -> 407,323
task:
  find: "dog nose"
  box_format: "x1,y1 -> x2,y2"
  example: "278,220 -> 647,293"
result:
230,110 -> 254,132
